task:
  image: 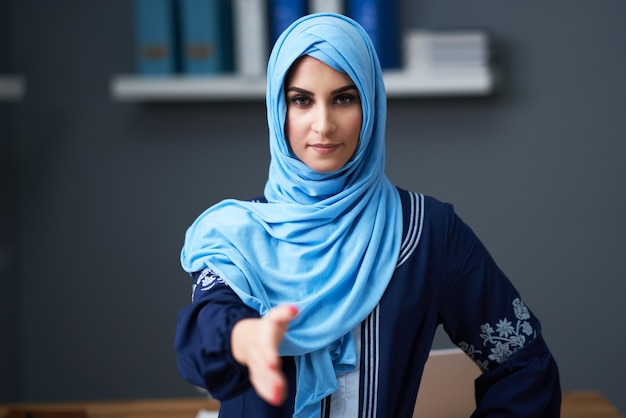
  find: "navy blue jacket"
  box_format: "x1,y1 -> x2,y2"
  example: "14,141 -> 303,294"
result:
175,189 -> 561,417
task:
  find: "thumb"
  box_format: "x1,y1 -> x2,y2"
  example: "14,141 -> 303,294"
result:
265,304 -> 299,327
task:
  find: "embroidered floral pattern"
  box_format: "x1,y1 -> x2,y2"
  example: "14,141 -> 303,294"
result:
459,298 -> 536,372
458,341 -> 489,371
191,268 -> 226,302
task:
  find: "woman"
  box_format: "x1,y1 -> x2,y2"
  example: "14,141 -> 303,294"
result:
175,13 -> 561,418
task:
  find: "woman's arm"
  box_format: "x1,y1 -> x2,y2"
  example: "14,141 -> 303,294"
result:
471,334 -> 561,416
175,269 -> 259,399
175,268 -> 298,405
437,206 -> 561,417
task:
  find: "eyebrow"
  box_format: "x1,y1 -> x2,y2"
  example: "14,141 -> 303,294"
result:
286,85 -> 358,95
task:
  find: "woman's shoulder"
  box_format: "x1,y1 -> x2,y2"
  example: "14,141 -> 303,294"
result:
395,186 -> 454,216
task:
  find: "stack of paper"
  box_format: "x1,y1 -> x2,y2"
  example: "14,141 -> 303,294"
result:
403,29 -> 490,72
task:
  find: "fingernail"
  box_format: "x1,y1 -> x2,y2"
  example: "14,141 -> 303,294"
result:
289,305 -> 299,315
273,385 -> 283,405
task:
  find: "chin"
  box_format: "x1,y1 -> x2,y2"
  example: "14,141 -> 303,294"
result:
309,162 -> 344,173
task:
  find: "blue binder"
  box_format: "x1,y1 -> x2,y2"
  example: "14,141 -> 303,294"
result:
134,0 -> 178,75
268,0 -> 307,46
346,0 -> 401,69
178,0 -> 233,75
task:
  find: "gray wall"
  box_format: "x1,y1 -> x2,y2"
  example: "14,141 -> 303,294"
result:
3,0 -> 625,412
1,0 -> 20,401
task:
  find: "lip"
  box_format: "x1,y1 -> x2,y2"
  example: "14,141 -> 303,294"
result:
309,143 -> 341,154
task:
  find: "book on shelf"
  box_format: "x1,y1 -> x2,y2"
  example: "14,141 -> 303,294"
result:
177,0 -> 233,75
268,0 -> 307,45
346,0 -> 401,69
130,1 -> 491,85
308,0 -> 344,14
233,0 -> 269,77
133,0 -> 179,75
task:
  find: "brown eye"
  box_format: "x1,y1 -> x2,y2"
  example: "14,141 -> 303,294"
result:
289,95 -> 312,107
335,93 -> 359,106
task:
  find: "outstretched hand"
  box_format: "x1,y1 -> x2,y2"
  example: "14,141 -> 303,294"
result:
231,304 -> 299,406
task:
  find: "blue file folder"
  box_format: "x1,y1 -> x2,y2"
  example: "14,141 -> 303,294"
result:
177,0 -> 233,75
346,0 -> 401,69
268,0 -> 307,45
134,0 -> 178,75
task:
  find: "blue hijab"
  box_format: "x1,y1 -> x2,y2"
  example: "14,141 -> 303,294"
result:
181,13 -> 402,418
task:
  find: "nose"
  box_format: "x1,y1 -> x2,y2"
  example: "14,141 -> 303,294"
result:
311,104 -> 336,136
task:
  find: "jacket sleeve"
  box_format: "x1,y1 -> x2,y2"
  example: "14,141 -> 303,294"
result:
436,204 -> 561,417
175,268 -> 260,400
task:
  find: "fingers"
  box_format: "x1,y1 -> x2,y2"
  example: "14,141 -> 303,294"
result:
248,357 -> 288,406
231,305 -> 299,406
265,304 -> 299,334
249,305 -> 298,405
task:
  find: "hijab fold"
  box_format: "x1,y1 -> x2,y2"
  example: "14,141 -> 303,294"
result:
181,13 -> 402,418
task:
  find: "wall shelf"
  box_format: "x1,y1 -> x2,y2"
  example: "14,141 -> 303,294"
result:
0,75 -> 25,101
110,66 -> 494,102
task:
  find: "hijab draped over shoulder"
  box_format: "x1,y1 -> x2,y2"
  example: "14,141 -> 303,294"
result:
181,13 -> 402,418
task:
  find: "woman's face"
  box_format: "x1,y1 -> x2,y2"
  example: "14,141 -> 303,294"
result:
284,56 -> 362,173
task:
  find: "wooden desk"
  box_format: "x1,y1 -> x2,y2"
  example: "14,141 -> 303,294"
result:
562,391 -> 624,418
1,391 -> 622,418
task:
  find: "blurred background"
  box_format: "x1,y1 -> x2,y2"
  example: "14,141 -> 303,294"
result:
1,0 -> 625,413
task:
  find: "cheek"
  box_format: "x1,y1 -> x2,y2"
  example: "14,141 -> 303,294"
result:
285,113 -> 306,154
285,115 -> 296,146
285,110 -> 296,136
348,113 -> 363,149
